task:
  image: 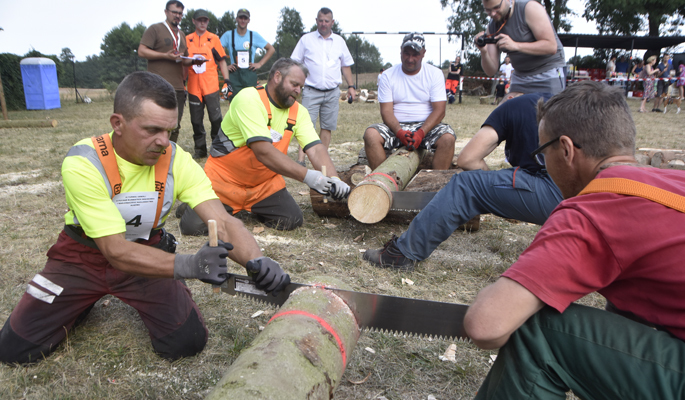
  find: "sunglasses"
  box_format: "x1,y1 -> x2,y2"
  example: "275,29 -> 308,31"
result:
530,136 -> 582,166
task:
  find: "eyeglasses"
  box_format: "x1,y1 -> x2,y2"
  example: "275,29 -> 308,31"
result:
530,136 -> 582,166
166,9 -> 183,16
484,0 -> 504,14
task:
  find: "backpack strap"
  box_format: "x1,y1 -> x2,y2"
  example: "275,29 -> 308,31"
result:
578,177 -> 685,213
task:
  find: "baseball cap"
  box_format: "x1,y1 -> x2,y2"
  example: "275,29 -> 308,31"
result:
193,9 -> 209,19
401,33 -> 425,52
237,8 -> 250,18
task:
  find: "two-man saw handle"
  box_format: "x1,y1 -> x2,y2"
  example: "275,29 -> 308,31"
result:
321,166 -> 328,203
208,220 -> 221,293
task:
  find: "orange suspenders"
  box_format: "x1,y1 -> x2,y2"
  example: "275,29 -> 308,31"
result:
90,134 -> 172,228
578,177 -> 685,213
255,85 -> 298,136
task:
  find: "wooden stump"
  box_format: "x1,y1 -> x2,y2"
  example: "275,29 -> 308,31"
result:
348,149 -> 425,224
207,278 -> 359,400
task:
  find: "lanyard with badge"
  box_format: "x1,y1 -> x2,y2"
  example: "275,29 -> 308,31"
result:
163,21 -> 181,59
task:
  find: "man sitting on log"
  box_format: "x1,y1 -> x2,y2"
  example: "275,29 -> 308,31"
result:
0,72 -> 289,365
363,32 -> 456,170
466,80 -> 685,399
178,58 -> 350,234
364,92 -> 563,270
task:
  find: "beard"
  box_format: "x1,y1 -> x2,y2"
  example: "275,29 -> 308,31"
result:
275,82 -> 296,108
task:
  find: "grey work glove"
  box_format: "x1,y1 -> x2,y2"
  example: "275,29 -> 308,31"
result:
303,169 -> 333,195
173,240 -> 234,285
245,256 -> 291,296
330,177 -> 350,200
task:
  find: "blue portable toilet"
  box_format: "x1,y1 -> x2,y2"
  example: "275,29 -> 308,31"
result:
20,57 -> 61,110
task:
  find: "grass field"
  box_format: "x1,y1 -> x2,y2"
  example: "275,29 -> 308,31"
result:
0,92 -> 683,400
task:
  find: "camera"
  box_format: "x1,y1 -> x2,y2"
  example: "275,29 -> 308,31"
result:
475,36 -> 499,47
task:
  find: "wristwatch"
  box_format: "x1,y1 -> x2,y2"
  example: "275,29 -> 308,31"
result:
348,85 -> 356,90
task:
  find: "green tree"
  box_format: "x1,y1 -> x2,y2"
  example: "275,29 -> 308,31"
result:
77,55 -> 105,88
345,35 -> 384,73
100,22 -> 147,84
0,53 -> 26,110
180,9 -> 220,36
217,11 -> 236,37
59,48 -> 76,88
583,0 -> 685,38
274,7 -> 305,59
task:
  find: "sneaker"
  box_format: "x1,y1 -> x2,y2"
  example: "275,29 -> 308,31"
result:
193,152 -> 207,159
362,235 -> 417,271
652,109 -> 662,113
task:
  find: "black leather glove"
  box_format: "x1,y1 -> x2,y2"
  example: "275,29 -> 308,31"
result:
173,240 -> 234,285
245,256 -> 291,296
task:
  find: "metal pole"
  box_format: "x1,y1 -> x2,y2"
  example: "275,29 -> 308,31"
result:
72,57 -> 78,103
573,37 -> 578,80
626,39 -> 635,97
439,37 -> 442,68
459,34 -> 464,104
355,39 -> 359,89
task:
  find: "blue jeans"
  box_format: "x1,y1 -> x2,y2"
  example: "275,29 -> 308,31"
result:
476,304 -> 685,399
396,168 -> 563,261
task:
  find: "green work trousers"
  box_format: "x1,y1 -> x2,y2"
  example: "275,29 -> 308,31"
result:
229,68 -> 258,100
475,304 -> 685,399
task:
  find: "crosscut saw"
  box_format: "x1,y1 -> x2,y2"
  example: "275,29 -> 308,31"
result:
389,191 -> 438,212
220,274 -> 469,340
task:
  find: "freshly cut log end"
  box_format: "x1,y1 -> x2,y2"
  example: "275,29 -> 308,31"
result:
348,183 -> 391,224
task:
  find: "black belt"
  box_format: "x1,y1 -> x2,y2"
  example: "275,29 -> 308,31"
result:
64,224 -> 163,250
305,85 -> 338,92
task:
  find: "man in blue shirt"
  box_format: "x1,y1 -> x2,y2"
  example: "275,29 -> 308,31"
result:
220,8 -> 275,99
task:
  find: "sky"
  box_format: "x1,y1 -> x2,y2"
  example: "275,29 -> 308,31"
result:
1,0 -> 601,66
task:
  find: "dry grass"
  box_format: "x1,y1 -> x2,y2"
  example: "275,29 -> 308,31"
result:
0,93 -> 680,399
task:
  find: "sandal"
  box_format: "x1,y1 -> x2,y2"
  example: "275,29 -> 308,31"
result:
638,109 -> 645,113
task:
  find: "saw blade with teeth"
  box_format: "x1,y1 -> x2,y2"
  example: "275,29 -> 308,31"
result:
221,274 -> 470,340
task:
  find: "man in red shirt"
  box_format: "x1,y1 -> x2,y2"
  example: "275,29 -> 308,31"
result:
465,81 -> 685,399
185,9 -> 230,159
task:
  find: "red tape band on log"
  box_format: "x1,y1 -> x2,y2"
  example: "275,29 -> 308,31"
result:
268,310 -> 347,367
367,172 -> 399,191
360,178 -> 393,196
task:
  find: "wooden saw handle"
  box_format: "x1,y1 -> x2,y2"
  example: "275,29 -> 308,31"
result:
208,220 -> 220,293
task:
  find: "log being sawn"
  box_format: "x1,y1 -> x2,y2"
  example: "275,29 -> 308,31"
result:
206,278 -> 359,400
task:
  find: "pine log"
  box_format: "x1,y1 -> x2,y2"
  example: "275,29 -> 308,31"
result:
348,149 -> 425,224
207,278 -> 359,400
0,119 -> 58,128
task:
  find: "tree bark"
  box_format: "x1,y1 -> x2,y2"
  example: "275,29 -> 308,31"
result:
348,149 -> 425,224
0,119 -> 58,128
207,278 -> 359,400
